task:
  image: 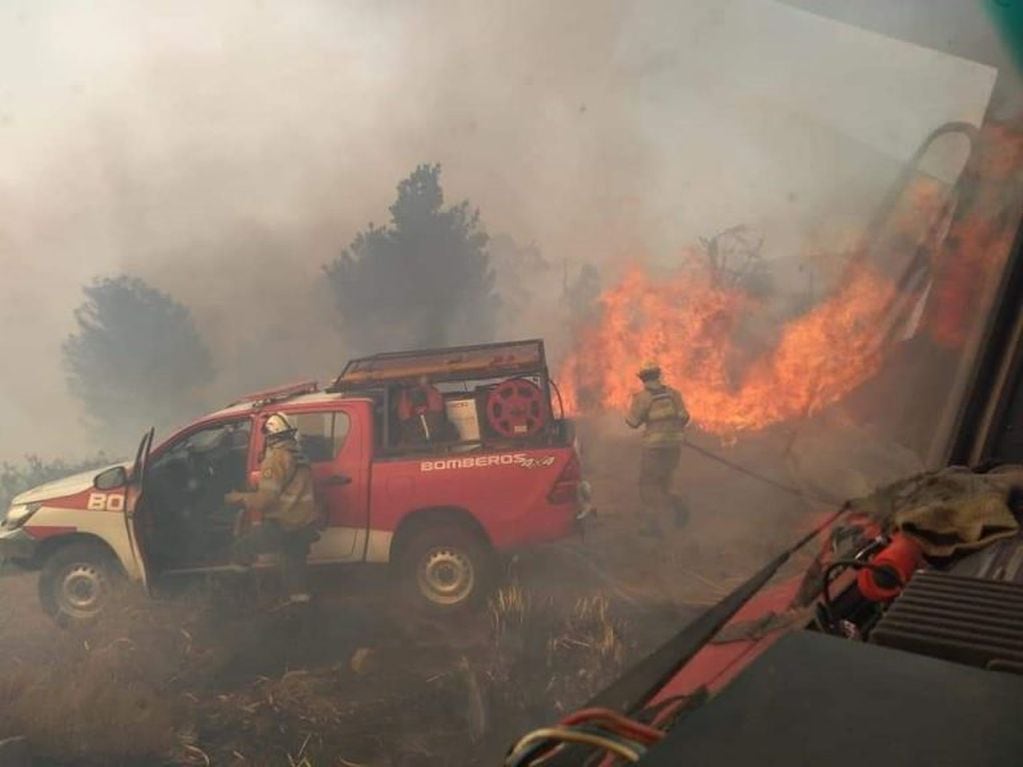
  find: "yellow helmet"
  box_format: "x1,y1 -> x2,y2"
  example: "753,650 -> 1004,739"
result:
262,412 -> 297,441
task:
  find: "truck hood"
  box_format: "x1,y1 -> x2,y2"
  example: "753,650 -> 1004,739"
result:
10,462 -> 129,506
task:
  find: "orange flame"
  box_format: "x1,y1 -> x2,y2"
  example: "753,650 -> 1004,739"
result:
560,257 -> 896,435
559,122 -> 1023,437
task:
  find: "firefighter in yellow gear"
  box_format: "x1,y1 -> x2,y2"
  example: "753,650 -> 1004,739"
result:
225,412 -> 320,605
626,361 -> 691,536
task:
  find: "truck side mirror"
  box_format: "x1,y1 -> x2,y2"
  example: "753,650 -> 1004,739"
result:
94,466 -> 128,491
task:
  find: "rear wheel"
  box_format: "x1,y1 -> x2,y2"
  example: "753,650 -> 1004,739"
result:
39,541 -> 123,627
396,524 -> 495,612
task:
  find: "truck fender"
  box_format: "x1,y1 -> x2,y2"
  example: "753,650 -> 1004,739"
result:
390,506 -> 492,562
35,533 -> 127,577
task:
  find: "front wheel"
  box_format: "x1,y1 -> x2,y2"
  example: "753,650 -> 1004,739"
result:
39,541 -> 123,627
395,524 -> 496,612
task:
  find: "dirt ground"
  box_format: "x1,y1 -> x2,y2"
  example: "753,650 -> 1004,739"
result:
0,423 -> 823,766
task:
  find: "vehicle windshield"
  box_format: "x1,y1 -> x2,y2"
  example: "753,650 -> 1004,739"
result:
2,3 -> 1022,766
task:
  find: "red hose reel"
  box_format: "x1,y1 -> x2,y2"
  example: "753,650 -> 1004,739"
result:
485,378 -> 549,438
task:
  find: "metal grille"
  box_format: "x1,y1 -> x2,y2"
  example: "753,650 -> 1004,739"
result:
871,570 -> 1023,671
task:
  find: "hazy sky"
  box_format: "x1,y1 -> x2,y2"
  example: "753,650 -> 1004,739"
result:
0,0 -> 1007,461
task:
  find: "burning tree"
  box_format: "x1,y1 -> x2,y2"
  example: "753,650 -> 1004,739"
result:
324,163 -> 498,352
63,276 -> 214,445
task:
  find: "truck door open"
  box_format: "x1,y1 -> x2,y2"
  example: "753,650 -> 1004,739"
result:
124,427 -> 155,590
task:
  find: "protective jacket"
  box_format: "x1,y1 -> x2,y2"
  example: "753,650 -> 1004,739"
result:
238,439 -> 318,531
627,381 -> 690,447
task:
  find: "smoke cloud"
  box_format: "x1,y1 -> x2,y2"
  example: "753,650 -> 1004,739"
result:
0,0 -> 1011,460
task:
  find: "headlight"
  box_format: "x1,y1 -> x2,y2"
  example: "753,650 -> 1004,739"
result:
2,503 -> 40,530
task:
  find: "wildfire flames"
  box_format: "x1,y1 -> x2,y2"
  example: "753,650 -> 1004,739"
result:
560,122 -> 1023,436
559,258 -> 897,434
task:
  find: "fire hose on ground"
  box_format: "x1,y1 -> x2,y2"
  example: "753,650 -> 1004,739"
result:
680,438 -> 839,506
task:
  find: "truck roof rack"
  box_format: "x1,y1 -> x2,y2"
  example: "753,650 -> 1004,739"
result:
329,339 -> 547,391
230,380 -> 319,407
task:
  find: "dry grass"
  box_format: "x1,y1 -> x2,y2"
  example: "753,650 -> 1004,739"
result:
0,509 -> 728,766
0,584 -> 200,765
551,593 -> 624,665
489,584 -> 625,663
485,584 -> 628,718
1,660 -> 182,763
0,545 -> 701,767
0,573 -> 674,767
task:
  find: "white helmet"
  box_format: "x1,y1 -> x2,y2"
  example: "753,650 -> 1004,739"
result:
262,412 -> 297,441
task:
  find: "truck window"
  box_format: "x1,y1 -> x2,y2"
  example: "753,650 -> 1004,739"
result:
292,412 -> 351,463
151,420 -> 252,488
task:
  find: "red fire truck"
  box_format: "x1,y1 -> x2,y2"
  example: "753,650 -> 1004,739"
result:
0,340 -> 591,624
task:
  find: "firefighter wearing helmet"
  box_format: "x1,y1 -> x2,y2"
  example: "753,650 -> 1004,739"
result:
626,361 -> 691,536
225,412 -> 320,606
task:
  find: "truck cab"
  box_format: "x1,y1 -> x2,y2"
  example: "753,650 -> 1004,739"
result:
0,339 -> 590,623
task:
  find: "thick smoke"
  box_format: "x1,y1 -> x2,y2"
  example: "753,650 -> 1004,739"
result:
0,0 -> 1010,460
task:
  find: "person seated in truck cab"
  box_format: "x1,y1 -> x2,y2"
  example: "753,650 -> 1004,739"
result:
397,375 -> 450,444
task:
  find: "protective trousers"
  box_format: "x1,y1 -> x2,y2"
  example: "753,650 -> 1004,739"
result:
639,445 -> 683,532
233,522 -> 316,597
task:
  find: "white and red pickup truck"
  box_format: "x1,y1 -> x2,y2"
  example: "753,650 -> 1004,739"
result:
1,340 -> 592,623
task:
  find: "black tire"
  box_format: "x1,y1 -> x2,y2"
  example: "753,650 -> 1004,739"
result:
395,524 -> 496,612
38,541 -> 123,627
